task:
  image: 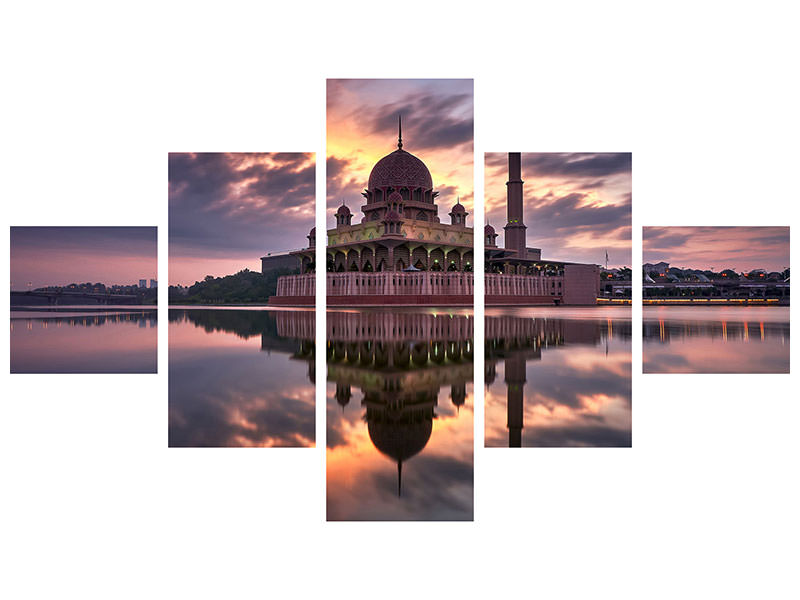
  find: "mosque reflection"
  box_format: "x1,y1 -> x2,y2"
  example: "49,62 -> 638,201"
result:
327,310 -> 474,521
168,309 -> 315,448
485,309 -> 632,448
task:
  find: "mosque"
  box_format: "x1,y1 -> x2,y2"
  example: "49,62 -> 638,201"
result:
271,123 -> 599,306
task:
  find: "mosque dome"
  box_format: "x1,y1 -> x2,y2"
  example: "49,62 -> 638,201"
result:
309,226 -> 316,234
451,200 -> 466,213
485,223 -> 496,235
335,203 -> 351,216
367,418 -> 432,465
368,149 -> 433,191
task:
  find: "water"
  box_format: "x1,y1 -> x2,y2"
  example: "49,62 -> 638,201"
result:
326,309 -> 474,521
10,306 -> 157,374
168,308 -> 315,447
643,306 -> 790,374
485,306 -> 632,448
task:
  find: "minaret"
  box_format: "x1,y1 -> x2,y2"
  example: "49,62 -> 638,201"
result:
504,152 -> 527,256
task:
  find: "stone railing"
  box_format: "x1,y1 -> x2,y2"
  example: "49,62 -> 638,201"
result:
327,271 -> 473,296
485,272 -> 562,297
275,273 -> 315,297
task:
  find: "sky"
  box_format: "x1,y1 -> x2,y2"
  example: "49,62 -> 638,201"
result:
327,79 -> 473,226
10,227 -> 156,290
485,153 -> 632,268
643,226 -> 790,272
169,152 -> 315,285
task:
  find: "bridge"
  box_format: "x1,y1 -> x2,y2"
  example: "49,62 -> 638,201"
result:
10,290 -> 140,305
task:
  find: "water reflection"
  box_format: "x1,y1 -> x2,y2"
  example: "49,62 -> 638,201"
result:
169,308 -> 315,447
643,306 -> 790,374
10,307 -> 157,373
327,310 -> 474,521
485,307 -> 632,448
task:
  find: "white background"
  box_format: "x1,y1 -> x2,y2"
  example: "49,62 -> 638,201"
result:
1,2 -> 798,599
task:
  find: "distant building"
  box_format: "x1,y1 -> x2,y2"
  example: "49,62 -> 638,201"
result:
150,279 -> 157,288
261,252 -> 302,275
138,279 -> 147,288
643,262 -> 670,277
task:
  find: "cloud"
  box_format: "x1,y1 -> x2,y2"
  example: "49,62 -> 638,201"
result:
11,226 -> 155,253
10,227 -> 157,288
368,93 -> 474,153
327,79 -> 474,223
643,226 -> 790,271
169,152 -> 315,263
486,152 -> 631,179
485,152 -> 632,267
326,155 -> 365,215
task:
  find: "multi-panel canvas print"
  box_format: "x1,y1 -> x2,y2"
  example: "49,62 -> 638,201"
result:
168,153 -> 316,447
10,226 -> 158,374
483,153 -> 633,447
642,226 -> 789,374
325,79 -> 475,520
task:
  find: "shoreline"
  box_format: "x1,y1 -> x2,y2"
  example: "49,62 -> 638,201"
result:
643,300 -> 788,307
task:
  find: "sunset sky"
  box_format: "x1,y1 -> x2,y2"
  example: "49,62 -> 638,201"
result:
169,152 -> 315,285
10,227 -> 156,290
643,226 -> 790,272
485,153 -> 632,268
327,79 -> 473,226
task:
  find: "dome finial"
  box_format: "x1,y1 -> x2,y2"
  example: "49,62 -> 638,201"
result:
397,114 -> 403,150
397,460 -> 402,497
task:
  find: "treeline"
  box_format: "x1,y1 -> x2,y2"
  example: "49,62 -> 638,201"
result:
168,268 -> 298,304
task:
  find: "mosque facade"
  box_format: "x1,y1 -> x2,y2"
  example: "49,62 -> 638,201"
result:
271,128 -> 599,306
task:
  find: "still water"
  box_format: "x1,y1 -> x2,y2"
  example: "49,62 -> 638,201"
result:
10,306 -> 157,373
485,307 -> 632,448
643,306 -> 790,374
327,309 -> 474,521
169,308 -> 315,447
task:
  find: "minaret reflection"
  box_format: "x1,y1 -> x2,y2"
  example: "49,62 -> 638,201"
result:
505,353 -> 526,448
486,315 -> 631,447
328,311 -> 473,495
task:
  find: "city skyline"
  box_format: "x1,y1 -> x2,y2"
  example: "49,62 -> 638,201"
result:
169,152 -> 315,286
485,153 -> 632,268
643,226 -> 790,272
327,79 -> 474,223
10,227 -> 157,290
